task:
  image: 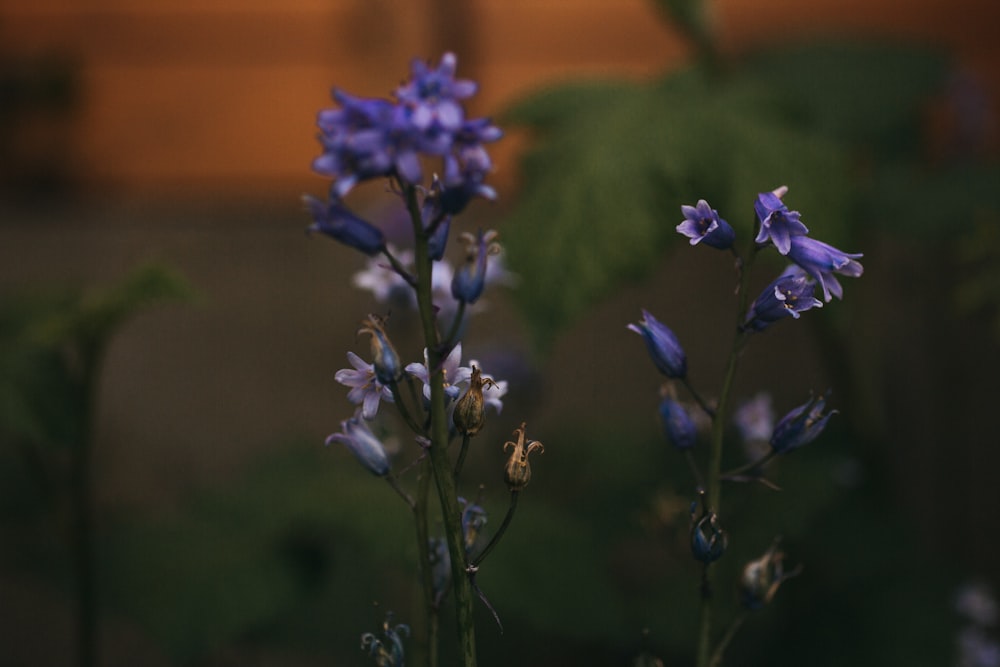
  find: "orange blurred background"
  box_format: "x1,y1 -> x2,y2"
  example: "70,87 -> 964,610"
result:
2,0 -> 998,201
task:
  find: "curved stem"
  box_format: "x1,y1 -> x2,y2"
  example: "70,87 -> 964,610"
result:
680,376 -> 716,418
709,611 -> 748,667
390,382 -> 426,437
721,449 -> 778,481
471,490 -> 519,569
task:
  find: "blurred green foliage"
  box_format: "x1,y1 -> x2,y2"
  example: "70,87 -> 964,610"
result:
500,41 -> 1000,350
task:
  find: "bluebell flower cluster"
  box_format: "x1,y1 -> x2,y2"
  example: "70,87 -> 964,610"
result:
308,53 -> 502,257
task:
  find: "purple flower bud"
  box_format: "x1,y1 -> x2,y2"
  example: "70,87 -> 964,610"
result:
325,414 -> 391,476
742,268 -> 824,332
659,397 -> 697,450
753,189 -> 809,255
452,229 -> 500,304
786,235 -> 864,302
628,310 -> 687,378
770,392 -> 837,454
304,195 -> 386,256
677,199 -> 736,250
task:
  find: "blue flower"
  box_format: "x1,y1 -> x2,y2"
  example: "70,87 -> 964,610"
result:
452,230 -> 501,304
742,267 -> 824,331
395,52 -> 477,139
628,310 -> 687,378
335,351 -> 394,420
691,511 -> 727,564
753,189 -> 809,255
677,199 -> 735,250
786,235 -> 864,302
361,612 -> 410,667
770,393 -> 837,454
313,91 -> 397,197
659,396 -> 697,450
326,413 -> 391,476
304,195 -> 385,256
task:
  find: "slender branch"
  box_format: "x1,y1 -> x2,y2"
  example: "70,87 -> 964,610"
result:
453,433 -> 472,481
384,474 -> 416,510
708,611 -> 749,667
442,301 -> 467,352
471,490 -> 519,569
680,376 -> 716,418
381,247 -> 417,289
390,382 -> 426,437
721,449 -> 778,481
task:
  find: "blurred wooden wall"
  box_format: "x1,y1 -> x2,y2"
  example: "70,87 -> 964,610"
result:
2,0 -> 999,200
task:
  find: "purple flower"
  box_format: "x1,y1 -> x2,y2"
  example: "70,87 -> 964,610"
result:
786,235 -> 864,302
304,195 -> 386,256
742,267 -> 823,331
677,199 -> 735,250
628,310 -> 687,378
691,512 -> 727,564
452,229 -> 501,304
770,393 -> 837,454
335,351 -> 394,420
733,392 -> 775,444
395,53 -> 477,139
404,343 -> 507,415
313,91 -> 397,197
754,189 -> 809,255
659,397 -> 697,450
325,413 -> 391,476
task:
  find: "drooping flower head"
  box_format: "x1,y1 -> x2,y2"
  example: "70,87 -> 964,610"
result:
742,267 -> 824,332
770,392 -> 837,454
503,422 -> 544,491
303,195 -> 386,256
357,313 -> 402,385
628,310 -> 687,378
325,413 -> 391,476
754,188 -> 809,255
786,235 -> 864,302
677,199 -> 736,250
452,229 -> 501,305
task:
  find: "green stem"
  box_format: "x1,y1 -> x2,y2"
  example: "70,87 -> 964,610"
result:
695,243 -> 757,667
453,433 -> 472,481
413,458 -> 439,667
708,611 -> 748,667
471,490 -> 518,568
408,183 -> 478,667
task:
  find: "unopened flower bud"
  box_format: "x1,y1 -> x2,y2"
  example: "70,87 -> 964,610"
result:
690,511 -> 727,564
739,540 -> 801,610
628,310 -> 687,378
659,395 -> 697,450
453,365 -> 498,436
503,422 -> 544,491
358,314 -> 401,385
452,229 -> 500,304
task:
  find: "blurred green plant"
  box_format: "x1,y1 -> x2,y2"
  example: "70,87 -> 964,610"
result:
0,263 -> 194,667
500,41 -> 1000,351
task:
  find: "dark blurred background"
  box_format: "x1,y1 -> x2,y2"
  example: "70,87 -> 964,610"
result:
2,0 -> 1000,665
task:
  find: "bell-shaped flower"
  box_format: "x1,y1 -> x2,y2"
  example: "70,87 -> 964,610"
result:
770,392 -> 837,454
742,267 -> 824,332
786,235 -> 864,302
452,229 -> 501,304
335,351 -> 395,420
357,314 -> 402,385
754,189 -> 809,255
628,310 -> 687,378
659,396 -> 697,450
325,413 -> 391,476
304,195 -> 385,256
677,199 -> 735,250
